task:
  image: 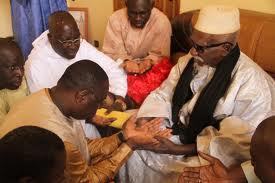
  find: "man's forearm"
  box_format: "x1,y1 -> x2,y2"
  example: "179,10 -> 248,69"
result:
168,143 -> 197,155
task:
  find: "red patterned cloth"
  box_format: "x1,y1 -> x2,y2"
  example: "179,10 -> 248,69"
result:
127,58 -> 173,105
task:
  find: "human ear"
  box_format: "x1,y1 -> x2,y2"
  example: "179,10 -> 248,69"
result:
221,43 -> 232,56
75,89 -> 90,105
223,43 -> 232,52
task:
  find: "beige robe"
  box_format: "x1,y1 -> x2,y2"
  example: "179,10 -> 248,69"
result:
0,89 -> 133,183
102,8 -> 172,62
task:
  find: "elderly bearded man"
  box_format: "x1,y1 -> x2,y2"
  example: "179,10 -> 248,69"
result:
103,0 -> 172,106
119,5 -> 275,183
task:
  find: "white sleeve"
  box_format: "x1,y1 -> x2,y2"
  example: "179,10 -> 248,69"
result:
24,51 -> 56,93
137,57 -> 190,119
197,116 -> 255,167
25,59 -> 48,93
85,43 -> 127,97
241,161 -> 261,183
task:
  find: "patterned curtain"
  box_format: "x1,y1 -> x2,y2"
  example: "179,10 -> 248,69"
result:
10,0 -> 67,59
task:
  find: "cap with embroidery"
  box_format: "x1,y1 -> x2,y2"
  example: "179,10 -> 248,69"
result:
194,5 -> 240,34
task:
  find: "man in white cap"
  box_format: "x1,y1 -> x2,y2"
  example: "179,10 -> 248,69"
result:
118,5 -> 275,183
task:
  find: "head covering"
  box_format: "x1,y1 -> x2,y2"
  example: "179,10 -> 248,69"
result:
194,5 -> 240,34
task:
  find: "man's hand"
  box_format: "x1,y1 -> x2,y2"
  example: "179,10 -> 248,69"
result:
138,59 -> 152,74
122,115 -> 172,149
142,136 -> 179,154
122,60 -> 140,74
178,152 -> 244,183
104,101 -> 124,115
89,115 -> 116,127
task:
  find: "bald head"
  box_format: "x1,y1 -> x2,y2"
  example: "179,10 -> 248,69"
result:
48,11 -> 80,59
48,11 -> 77,34
0,37 -> 23,64
252,116 -> 275,158
125,0 -> 154,6
126,0 -> 154,28
251,116 -> 275,183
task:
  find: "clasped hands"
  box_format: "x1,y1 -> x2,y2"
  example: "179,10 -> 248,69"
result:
121,114 -> 172,150
122,59 -> 152,74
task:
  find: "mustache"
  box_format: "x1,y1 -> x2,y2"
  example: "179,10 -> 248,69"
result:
193,56 -> 205,63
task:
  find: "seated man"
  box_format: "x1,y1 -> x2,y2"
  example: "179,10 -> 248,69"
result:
25,11 -> 128,138
102,0 -> 172,106
0,126 -> 66,183
0,37 -> 29,123
0,60 -> 171,183
179,115 -> 275,183
119,5 -> 275,183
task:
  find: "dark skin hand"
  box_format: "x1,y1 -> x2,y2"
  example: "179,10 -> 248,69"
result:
138,59 -> 152,74
136,117 -> 196,155
122,114 -> 172,150
178,152 -> 246,183
89,115 -> 116,127
99,92 -> 127,115
143,136 -> 197,155
122,60 -> 140,74
104,95 -> 127,114
121,59 -> 153,75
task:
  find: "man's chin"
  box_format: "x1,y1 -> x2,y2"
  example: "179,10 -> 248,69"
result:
6,83 -> 21,90
131,22 -> 145,29
65,54 -> 77,60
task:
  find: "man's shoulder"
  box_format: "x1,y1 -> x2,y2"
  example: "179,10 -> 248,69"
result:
109,8 -> 127,22
233,52 -> 274,84
151,8 -> 171,27
236,52 -> 267,76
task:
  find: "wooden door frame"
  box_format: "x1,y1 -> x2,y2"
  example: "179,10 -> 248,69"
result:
174,0 -> 180,17
113,0 -> 180,18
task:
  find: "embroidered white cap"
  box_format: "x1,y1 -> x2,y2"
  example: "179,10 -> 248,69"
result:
194,5 -> 240,34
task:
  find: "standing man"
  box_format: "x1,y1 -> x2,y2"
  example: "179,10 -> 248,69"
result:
103,0 -> 172,105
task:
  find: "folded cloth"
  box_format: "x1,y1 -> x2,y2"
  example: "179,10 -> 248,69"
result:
127,58 -> 173,105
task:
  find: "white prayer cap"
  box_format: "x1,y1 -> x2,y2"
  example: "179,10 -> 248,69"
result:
194,5 -> 240,34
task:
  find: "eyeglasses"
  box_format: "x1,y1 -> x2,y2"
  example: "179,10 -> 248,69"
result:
57,36 -> 82,47
191,40 -> 233,53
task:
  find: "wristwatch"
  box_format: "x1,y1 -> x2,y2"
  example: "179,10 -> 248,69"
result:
117,131 -> 126,142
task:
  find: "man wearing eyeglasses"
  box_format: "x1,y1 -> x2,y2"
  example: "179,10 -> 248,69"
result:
102,0 -> 172,106
24,11 -> 128,139
119,5 -> 275,183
